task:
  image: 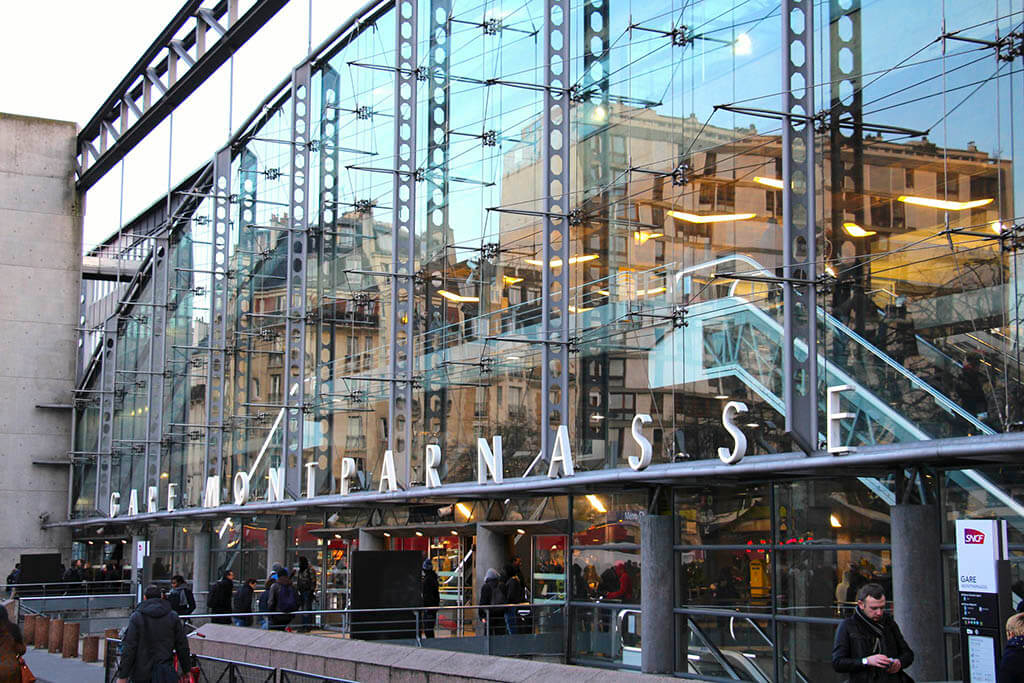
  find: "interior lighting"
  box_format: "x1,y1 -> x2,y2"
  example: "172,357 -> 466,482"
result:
456,502 -> 473,519
121,539 -> 128,543
825,264 -> 837,277
830,513 -> 842,528
450,530 -> 458,536
334,534 -> 342,539
438,289 -> 479,303
745,422 -> 759,428
87,541 -> 94,545
181,528 -> 188,534
568,305 -> 594,313
734,32 -> 753,55
592,105 -> 608,122
714,394 -> 730,400
160,472 -> 169,479
843,222 -> 876,237
507,355 -> 521,360
383,532 -> 392,537
668,210 -> 756,223
897,195 -> 993,211
104,540 -> 110,544
597,290 -> 610,296
516,528 -> 527,535
502,275 -> 524,285
633,230 -> 663,244
415,531 -> 424,537
523,254 -> 599,267
585,494 -> 607,513
753,176 -> 783,189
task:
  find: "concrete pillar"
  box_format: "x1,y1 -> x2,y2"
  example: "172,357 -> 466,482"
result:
358,530 -> 384,551
193,529 -> 211,614
267,522 -> 286,573
891,504 -> 943,682
62,620 -> 79,658
641,515 -> 673,674
474,524 -> 507,605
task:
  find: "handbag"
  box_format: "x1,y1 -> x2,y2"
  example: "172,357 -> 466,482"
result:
18,656 -> 35,683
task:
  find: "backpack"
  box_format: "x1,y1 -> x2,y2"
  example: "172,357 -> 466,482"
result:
169,586 -> 195,615
276,583 -> 298,612
296,568 -> 316,594
505,576 -> 524,604
490,579 -> 507,606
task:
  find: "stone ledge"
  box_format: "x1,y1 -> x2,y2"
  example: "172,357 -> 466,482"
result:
189,624 -> 676,682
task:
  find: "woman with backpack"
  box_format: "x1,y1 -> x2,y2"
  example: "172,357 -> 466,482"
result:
266,570 -> 299,630
478,568 -> 506,635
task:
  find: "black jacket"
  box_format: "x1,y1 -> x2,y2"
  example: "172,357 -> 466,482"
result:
999,644 -> 1024,683
832,609 -> 915,682
167,585 -> 195,615
233,583 -> 255,625
208,577 -> 234,623
422,569 -> 440,607
115,598 -> 190,682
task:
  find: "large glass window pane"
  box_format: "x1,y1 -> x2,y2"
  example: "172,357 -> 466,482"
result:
679,548 -> 771,614
573,492 -> 645,545
677,484 -> 771,546
777,620 -> 844,683
776,480 -> 891,544
777,549 -> 891,620
678,613 -> 775,682
571,548 -> 639,604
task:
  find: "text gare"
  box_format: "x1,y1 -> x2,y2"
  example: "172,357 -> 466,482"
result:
107,388 -> 859,517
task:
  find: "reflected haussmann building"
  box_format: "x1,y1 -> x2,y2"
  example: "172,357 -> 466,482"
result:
63,0 -> 1024,679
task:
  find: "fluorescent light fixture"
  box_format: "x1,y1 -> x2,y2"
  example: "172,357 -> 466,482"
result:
714,394 -> 730,400
843,222 -> 876,237
502,275 -> 524,285
438,289 -> 479,303
898,195 -> 993,211
523,254 -> 599,267
753,176 -> 783,189
456,502 -> 473,519
638,286 -> 666,296
668,210 -> 756,223
830,513 -> 842,528
633,230 -> 662,244
507,355 -> 521,360
745,422 -> 759,428
585,494 -> 607,513
734,32 -> 752,55
568,305 -> 594,313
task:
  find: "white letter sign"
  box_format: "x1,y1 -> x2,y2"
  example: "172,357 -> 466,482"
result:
717,401 -> 748,464
233,471 -> 250,505
267,467 -> 285,502
202,476 -> 220,508
109,492 -> 121,517
547,425 -> 575,478
378,450 -> 399,492
424,445 -> 442,488
340,457 -> 357,495
127,489 -> 140,516
629,414 -> 653,471
827,385 -> 856,454
477,436 -> 503,484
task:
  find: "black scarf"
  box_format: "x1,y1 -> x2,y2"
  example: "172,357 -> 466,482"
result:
855,607 -> 886,655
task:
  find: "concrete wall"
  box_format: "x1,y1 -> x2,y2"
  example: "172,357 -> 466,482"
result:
0,113 -> 80,572
190,624 -> 677,682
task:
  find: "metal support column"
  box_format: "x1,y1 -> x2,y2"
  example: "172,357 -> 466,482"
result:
390,0 -> 418,485
95,317 -> 118,515
144,233 -> 170,498
205,146 -> 232,488
284,63 -> 312,498
232,148 -> 259,489
828,0 -> 869,336
782,0 -> 818,453
423,0 -> 451,471
316,65 -> 341,496
542,0 -> 571,460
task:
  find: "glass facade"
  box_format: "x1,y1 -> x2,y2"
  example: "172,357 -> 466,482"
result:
66,0 -> 1024,678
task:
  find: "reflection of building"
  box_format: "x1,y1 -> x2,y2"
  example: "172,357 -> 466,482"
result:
6,0 -> 1023,680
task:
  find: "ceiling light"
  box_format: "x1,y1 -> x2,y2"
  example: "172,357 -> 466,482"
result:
121,539 -> 128,543
502,275 -> 524,285
585,494 -> 607,514
160,472 -> 169,479
438,289 -> 479,303
181,528 -> 188,534
714,394 -> 730,400
753,176 -> 783,189
523,254 -> 599,267
334,534 -> 341,539
456,502 -> 473,519
450,530 -> 458,536
843,222 -> 876,237
638,286 -> 666,296
668,210 -> 756,223
383,532 -> 391,537
734,32 -> 753,55
898,196 -> 993,211
830,513 -> 842,528
633,230 -> 662,245
415,531 -> 424,537
516,528 -> 527,535
745,422 -> 759,428
507,355 -> 521,360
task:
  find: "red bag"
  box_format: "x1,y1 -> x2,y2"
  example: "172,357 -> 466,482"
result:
19,656 -> 36,683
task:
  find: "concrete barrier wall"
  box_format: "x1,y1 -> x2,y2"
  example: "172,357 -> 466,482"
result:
189,624 -> 676,683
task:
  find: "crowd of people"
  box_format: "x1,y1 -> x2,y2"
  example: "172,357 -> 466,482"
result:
196,556 -> 319,631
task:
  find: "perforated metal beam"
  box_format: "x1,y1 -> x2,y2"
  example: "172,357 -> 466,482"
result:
205,146 -> 232,487
144,234 -> 170,497
284,64 -> 312,498
76,0 -> 288,190
782,0 -> 818,453
542,0 -> 571,460
390,0 -> 418,486
95,317 -> 118,515
315,65 -> 342,496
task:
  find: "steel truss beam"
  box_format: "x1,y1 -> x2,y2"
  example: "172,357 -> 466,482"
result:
541,0 -> 571,462
232,148 -> 259,491
389,0 -> 418,487
205,146 -> 232,488
284,64 -> 312,498
782,0 -> 818,453
76,0 -> 289,191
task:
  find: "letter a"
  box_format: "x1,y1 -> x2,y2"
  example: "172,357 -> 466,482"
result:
547,425 -> 575,478
379,450 -> 399,492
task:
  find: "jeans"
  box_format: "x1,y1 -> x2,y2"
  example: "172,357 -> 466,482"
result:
260,616 -> 269,630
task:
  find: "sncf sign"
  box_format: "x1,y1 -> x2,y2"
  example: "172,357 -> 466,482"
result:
963,528 -> 986,545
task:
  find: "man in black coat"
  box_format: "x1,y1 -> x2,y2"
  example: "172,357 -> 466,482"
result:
832,583 -> 915,682
232,578 -> 257,627
421,558 -> 440,638
116,584 -> 190,683
208,570 -> 235,624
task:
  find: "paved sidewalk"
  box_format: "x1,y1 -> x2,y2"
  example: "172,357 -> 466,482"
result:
22,647 -> 106,683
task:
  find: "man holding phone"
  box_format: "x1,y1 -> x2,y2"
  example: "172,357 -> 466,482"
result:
833,583 -> 915,681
